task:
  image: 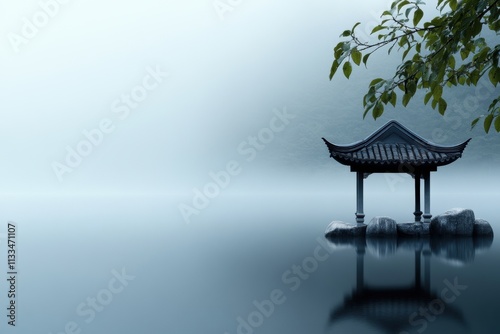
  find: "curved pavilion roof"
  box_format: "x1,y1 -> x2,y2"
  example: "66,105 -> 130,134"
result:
322,120 -> 470,172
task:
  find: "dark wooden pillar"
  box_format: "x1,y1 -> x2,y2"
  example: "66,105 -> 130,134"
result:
414,171 -> 422,223
356,171 -> 365,224
423,171 -> 432,223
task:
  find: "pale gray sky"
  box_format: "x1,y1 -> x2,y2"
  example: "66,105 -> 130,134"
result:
1,0 -> 493,196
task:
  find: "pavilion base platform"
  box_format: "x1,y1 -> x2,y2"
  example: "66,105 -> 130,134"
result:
325,208 -> 493,239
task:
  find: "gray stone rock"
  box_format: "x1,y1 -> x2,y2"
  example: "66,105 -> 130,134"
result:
473,218 -> 494,237
366,216 -> 398,237
325,221 -> 366,238
430,208 -> 475,236
397,222 -> 430,236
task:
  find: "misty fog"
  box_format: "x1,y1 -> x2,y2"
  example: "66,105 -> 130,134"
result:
2,1 -> 500,333
2,0 -> 497,200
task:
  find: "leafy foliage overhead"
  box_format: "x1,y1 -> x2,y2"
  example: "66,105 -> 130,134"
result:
330,0 -> 500,133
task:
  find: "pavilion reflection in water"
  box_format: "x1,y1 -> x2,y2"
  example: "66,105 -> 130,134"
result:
326,235 -> 493,333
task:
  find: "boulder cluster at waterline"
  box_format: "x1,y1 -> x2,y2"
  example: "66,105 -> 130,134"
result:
325,208 -> 493,238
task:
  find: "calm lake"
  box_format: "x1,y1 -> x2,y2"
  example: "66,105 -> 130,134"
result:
8,187 -> 499,334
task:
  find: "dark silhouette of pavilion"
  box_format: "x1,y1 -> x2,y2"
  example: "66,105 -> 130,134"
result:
323,120 -> 470,224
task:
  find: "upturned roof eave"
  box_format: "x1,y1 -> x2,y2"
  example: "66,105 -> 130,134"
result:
322,120 -> 471,154
330,153 -> 463,169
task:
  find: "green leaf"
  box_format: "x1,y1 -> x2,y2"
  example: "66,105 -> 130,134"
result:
329,60 -> 339,80
484,114 -> 494,133
352,22 -> 361,31
343,61 -> 352,79
405,7 -> 412,18
433,85 -> 443,100
474,37 -> 486,48
390,91 -> 397,107
365,86 -> 376,105
424,91 -> 433,105
402,48 -> 411,60
341,30 -> 351,37
472,19 -> 482,36
373,101 -> 384,119
448,56 -> 455,69
431,98 -> 438,109
369,78 -> 384,87
351,48 -> 362,66
448,74 -> 457,86
438,98 -> 447,115
413,8 -> 423,26
363,103 -> 374,119
407,80 -> 417,96
398,35 -> 408,47
381,91 -> 389,104
495,116 -> 500,132
489,67 -> 498,86
334,42 -> 345,59
488,98 -> 499,111
460,48 -> 468,60
362,53 -> 370,66
470,70 -> 480,85
402,93 -> 411,107
371,25 -> 385,34
471,117 -> 480,129
398,0 -> 410,11
474,46 -> 491,63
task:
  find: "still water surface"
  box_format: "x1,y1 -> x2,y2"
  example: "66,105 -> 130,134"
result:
6,192 -> 499,333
